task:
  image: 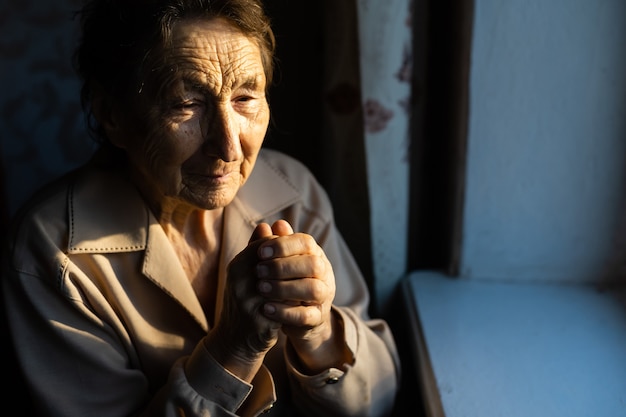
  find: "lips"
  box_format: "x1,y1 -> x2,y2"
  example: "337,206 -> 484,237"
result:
183,161 -> 241,184
189,164 -> 238,177
202,170 -> 237,178
186,169 -> 240,185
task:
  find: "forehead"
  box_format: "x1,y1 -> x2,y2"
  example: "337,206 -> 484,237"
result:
164,18 -> 265,88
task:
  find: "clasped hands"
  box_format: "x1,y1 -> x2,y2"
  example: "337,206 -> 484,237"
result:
207,220 -> 350,382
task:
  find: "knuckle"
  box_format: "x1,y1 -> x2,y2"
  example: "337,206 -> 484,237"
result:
308,279 -> 326,301
311,256 -> 326,274
296,233 -> 317,252
301,307 -> 317,324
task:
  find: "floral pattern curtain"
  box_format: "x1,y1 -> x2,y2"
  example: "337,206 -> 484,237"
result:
322,0 -> 413,314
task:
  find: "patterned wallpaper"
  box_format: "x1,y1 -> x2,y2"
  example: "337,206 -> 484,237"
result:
1,1 -> 95,221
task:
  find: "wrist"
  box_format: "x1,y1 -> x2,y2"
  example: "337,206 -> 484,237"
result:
287,310 -> 352,374
204,328 -> 266,383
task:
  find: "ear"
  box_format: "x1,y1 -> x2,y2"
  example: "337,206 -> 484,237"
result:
91,85 -> 127,149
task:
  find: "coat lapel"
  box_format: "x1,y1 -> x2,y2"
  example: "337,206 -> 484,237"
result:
68,165 -> 208,330
142,218 -> 208,331
67,149 -> 300,333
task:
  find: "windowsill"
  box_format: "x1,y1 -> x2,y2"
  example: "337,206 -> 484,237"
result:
402,271 -> 626,417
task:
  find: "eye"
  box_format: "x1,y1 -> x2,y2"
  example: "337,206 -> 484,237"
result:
234,95 -> 254,103
164,97 -> 206,121
173,100 -> 201,110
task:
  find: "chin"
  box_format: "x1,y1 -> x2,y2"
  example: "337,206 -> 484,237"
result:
199,193 -> 237,210
180,183 -> 239,210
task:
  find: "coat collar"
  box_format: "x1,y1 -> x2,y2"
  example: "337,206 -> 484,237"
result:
228,150 -> 301,224
66,149 -> 301,328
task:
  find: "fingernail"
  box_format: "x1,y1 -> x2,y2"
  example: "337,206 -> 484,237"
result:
260,246 -> 274,259
258,281 -> 272,293
257,264 -> 269,278
264,303 -> 276,315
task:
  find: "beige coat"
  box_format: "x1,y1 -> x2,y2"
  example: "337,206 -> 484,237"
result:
3,148 -> 400,416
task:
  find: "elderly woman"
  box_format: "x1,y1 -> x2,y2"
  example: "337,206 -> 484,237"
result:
2,0 -> 400,416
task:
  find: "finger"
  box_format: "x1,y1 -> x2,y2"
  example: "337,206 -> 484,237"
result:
262,302 -> 323,328
257,254 -> 327,281
257,276 -> 330,305
249,222 -> 273,244
271,219 -> 294,236
258,233 -> 322,261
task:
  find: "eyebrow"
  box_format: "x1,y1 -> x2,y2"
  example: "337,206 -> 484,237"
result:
239,76 -> 262,90
181,74 -> 262,94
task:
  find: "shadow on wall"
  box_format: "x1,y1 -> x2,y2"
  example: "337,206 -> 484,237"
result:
1,1 -> 96,223
1,5 -> 96,410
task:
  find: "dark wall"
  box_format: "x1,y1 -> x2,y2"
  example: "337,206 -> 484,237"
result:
262,1 -> 326,182
262,1 -> 375,298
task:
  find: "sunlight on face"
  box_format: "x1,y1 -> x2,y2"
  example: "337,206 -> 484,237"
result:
125,18 -> 270,211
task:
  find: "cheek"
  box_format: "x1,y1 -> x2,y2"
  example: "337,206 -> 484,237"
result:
240,117 -> 269,180
144,123 -> 202,170
245,106 -> 270,150
169,122 -> 204,155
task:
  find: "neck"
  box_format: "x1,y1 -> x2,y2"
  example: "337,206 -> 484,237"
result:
158,204 -> 224,249
159,204 -> 225,326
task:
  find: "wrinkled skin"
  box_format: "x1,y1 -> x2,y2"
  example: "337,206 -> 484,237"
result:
97,17 -> 350,382
212,219 -> 343,380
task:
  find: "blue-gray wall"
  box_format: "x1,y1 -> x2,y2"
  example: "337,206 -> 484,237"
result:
460,0 -> 626,283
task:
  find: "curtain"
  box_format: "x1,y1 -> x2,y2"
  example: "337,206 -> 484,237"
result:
321,0 -> 413,315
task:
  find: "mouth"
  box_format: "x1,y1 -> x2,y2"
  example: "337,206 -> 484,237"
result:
187,169 -> 239,185
205,169 -> 237,178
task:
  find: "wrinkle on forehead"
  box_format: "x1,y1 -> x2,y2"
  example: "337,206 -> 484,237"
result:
164,18 -> 266,97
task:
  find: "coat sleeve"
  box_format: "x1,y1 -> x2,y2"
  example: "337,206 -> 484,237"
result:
284,306 -> 400,417
1,224 -> 273,417
272,158 -> 401,417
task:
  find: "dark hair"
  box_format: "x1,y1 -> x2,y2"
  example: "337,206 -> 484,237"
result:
73,0 -> 276,144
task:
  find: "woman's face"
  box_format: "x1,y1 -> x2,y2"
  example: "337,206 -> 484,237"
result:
115,18 -> 270,212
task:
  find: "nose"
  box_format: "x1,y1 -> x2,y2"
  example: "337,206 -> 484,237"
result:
201,104 -> 242,162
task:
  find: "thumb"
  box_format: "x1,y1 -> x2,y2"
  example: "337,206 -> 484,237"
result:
271,219 -> 294,236
249,222 -> 274,244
